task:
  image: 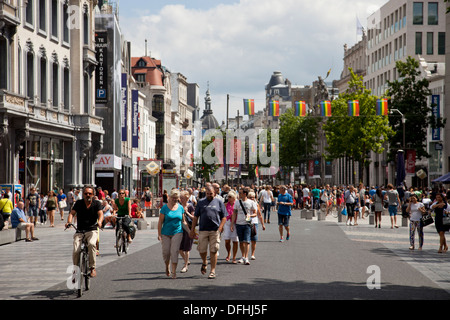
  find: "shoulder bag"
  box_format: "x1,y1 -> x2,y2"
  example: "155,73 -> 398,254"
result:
421,212 -> 434,227
442,214 -> 450,226
239,200 -> 256,237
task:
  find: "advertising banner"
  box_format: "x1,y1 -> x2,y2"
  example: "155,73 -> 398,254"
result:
95,32 -> 108,104
131,89 -> 139,148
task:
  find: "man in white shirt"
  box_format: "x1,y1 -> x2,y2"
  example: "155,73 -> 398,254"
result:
302,186 -> 311,209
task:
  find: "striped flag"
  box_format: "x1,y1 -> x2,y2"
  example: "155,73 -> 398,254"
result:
376,99 -> 388,116
250,143 -> 255,153
295,101 -> 306,117
268,100 -> 280,117
271,143 -> 276,152
320,101 -> 331,117
243,99 -> 255,115
260,143 -> 266,152
348,100 -> 360,116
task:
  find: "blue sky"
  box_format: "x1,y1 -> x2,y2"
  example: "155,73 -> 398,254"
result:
118,0 -> 387,124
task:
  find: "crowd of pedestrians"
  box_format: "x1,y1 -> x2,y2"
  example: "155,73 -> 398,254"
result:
156,182 -> 294,279
2,180 -> 450,278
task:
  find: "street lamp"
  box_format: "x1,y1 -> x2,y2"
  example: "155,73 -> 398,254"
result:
390,108 -> 405,149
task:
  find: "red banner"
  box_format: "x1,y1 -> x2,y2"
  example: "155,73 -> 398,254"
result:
308,160 -> 314,177
406,149 -> 416,175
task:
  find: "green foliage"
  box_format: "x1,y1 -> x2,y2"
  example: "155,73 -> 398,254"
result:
323,69 -> 394,165
386,56 -> 446,160
279,108 -> 321,167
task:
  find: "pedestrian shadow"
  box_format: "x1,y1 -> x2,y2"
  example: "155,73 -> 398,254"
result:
112,277 -> 450,300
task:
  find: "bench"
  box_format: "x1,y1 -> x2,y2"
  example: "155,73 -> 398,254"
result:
0,228 -> 26,246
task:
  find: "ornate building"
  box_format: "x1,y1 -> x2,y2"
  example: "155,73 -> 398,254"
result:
0,0 -> 103,197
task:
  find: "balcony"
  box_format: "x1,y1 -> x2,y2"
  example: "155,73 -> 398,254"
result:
0,1 -> 20,32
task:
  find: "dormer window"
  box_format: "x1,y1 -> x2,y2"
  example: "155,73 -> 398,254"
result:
137,59 -> 146,67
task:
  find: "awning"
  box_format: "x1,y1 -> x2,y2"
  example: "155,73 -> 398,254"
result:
432,172 -> 450,183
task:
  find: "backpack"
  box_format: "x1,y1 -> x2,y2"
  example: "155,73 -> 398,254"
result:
145,192 -> 151,202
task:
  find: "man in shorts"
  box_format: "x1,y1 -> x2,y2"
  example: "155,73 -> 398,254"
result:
277,185 -> 293,242
10,200 -> 39,242
26,187 -> 40,226
190,186 -> 227,279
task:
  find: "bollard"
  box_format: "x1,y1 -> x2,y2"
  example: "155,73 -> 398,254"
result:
402,216 -> 408,227
300,209 -> 306,219
369,214 -> 374,225
305,210 -> 313,220
317,211 -> 326,221
137,219 -> 147,230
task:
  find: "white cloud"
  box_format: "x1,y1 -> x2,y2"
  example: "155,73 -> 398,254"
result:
120,0 -> 386,123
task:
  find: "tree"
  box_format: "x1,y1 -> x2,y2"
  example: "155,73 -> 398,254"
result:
323,69 -> 394,182
386,56 -> 446,160
279,107 -> 321,170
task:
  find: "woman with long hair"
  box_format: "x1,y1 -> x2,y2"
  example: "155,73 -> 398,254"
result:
431,193 -> 449,253
46,190 -> 59,227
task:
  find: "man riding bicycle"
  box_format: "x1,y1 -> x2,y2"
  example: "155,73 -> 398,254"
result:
65,186 -> 103,278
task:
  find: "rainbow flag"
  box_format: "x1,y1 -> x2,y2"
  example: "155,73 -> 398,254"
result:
269,100 -> 280,117
255,166 -> 259,178
295,101 -> 306,117
376,99 -> 388,116
243,99 -> 255,116
271,143 -> 276,152
348,100 -> 360,116
260,143 -> 266,152
320,101 -> 331,117
250,143 -> 255,153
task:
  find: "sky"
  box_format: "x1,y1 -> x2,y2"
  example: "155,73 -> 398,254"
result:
118,0 -> 388,124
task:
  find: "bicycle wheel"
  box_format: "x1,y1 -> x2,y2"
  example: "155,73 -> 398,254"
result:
122,232 -> 128,254
331,206 -> 338,218
116,230 -> 123,256
77,252 -> 85,297
83,252 -> 90,291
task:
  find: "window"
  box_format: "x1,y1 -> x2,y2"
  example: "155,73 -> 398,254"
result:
438,32 -> 445,55
137,59 -> 146,67
427,32 -> 433,55
52,63 -> 59,108
153,95 -> 164,112
0,37 -> 7,90
62,3 -> 69,43
83,12 -> 89,45
84,73 -> 89,113
63,67 -> 70,110
39,0 -> 46,32
413,2 -> 423,25
136,73 -> 146,82
51,0 -> 58,37
428,2 -> 438,25
27,52 -> 34,98
40,57 -> 47,104
26,0 -> 33,24
415,32 -> 422,55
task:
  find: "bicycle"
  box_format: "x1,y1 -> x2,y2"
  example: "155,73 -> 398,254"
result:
65,223 -> 91,298
115,216 -> 130,256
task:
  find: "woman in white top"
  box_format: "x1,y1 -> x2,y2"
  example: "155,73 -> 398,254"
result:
248,191 -> 265,261
406,194 -> 426,250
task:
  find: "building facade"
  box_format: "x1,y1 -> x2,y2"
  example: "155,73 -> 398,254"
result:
0,0 -> 103,198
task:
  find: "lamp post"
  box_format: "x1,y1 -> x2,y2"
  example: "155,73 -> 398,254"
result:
390,108 -> 405,149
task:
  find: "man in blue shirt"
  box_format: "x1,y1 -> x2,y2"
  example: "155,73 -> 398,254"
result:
190,186 -> 227,279
277,185 -> 293,242
11,200 -> 38,242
